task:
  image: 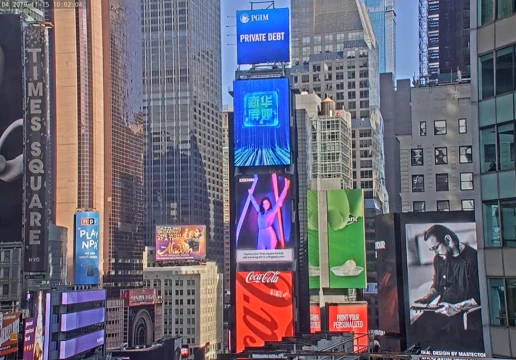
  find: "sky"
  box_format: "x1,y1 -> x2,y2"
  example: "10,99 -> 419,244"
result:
220,0 -> 419,106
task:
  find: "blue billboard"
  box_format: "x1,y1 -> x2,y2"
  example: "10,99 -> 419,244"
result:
74,212 -> 100,285
236,8 -> 290,65
233,78 -> 291,167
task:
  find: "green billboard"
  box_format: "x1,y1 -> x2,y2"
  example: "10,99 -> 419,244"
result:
327,189 -> 366,289
307,190 -> 320,290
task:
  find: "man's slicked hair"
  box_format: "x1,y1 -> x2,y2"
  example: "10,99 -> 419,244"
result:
423,224 -> 460,246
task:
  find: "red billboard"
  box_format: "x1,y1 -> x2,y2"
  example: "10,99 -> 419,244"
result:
0,312 -> 21,356
328,304 -> 368,351
121,289 -> 157,307
235,271 -> 293,352
155,225 -> 206,261
310,305 -> 321,333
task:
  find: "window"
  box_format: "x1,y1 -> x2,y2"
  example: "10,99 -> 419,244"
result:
462,200 -> 475,211
435,147 -> 448,165
483,201 -> 501,247
420,121 -> 427,136
412,175 -> 424,192
459,146 -> 473,163
348,81 -> 356,89
496,47 -> 514,95
458,118 -> 467,134
479,53 -> 494,99
478,0 -> 494,25
460,172 -> 474,190
481,126 -> 497,172
434,120 -> 447,135
436,174 -> 449,191
487,278 -> 506,326
348,91 -> 356,99
411,149 -> 424,166
2,284 -> 8,296
501,199 -> 516,247
437,200 -> 450,211
497,0 -> 514,19
413,201 -> 425,212
498,122 -> 515,171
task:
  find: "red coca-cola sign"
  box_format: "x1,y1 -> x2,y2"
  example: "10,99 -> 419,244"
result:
245,271 -> 280,284
235,271 -> 294,353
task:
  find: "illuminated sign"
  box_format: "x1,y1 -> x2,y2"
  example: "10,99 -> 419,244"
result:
236,8 -> 290,64
233,78 -> 291,167
155,225 -> 206,262
328,304 -> 368,351
310,305 -> 320,333
74,211 -> 100,285
235,271 -> 293,352
0,312 -> 21,356
121,289 -> 157,307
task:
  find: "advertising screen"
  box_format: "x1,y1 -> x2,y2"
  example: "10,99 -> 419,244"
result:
236,8 -> 290,65
61,289 -> 106,305
121,288 -> 157,307
59,329 -> 105,359
155,225 -> 206,261
29,291 -> 45,360
24,23 -> 50,272
375,214 -> 400,334
0,312 -> 20,356
328,304 -> 368,351
235,271 -> 293,352
74,211 -> 100,285
307,190 -> 320,289
235,174 -> 293,263
309,304 -> 321,333
327,190 -> 366,289
23,317 -> 35,360
404,216 -> 484,353
233,78 -> 291,167
60,308 -> 105,332
0,15 -> 23,246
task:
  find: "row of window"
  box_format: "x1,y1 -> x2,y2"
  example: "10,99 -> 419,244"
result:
419,119 -> 467,136
411,146 -> 472,166
483,199 -> 516,247
480,122 -> 515,173
413,200 -> 475,212
487,277 -> 516,327
479,44 -> 516,100
412,173 -> 474,192
479,0 -> 516,26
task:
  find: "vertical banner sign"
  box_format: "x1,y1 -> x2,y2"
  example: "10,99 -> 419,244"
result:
23,317 -> 36,360
309,304 -> 321,333
307,190 -> 320,289
74,212 -> 100,285
24,24 -> 49,272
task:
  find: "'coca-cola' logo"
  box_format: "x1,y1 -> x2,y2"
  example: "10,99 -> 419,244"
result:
245,271 -> 280,284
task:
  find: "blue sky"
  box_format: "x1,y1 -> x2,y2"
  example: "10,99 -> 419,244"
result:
221,0 -> 419,106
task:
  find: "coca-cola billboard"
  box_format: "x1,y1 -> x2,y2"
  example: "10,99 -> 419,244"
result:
235,271 -> 293,353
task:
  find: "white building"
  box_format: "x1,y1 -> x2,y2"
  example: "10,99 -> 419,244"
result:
398,82 -> 475,213
143,262 -> 223,359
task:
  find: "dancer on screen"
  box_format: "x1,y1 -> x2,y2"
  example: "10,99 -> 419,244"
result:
247,178 -> 290,250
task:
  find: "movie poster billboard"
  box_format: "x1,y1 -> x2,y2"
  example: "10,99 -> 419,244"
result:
235,271 -> 293,352
23,22 -> 50,272
23,317 -> 36,360
403,211 -> 484,353
235,174 -> 293,263
327,190 -> 366,289
310,304 -> 321,333
0,312 -> 21,356
74,211 -> 100,285
307,190 -> 320,289
0,15 -> 23,245
155,225 -> 206,261
233,78 -> 291,167
327,304 -> 368,351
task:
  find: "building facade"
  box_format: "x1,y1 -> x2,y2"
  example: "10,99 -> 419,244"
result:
380,73 -> 412,213
0,243 -> 22,312
141,0 -> 224,271
143,262 -> 223,359
471,0 -> 516,356
399,83 -> 474,213
363,0 -> 396,77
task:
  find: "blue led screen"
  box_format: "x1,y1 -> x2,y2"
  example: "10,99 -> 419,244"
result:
236,8 -> 290,65
233,78 -> 291,167
74,212 -> 100,285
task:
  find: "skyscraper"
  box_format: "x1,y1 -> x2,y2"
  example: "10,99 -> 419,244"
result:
363,0 -> 396,77
141,0 -> 224,269
419,0 -> 471,82
53,0 -> 144,297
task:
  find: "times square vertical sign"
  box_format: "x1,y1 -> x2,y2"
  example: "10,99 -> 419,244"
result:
23,24 -> 49,273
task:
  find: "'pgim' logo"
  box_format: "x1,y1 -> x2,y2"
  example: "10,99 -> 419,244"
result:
81,217 -> 98,226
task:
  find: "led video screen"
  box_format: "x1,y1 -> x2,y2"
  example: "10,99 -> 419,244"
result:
233,78 -> 291,167
235,174 -> 293,263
